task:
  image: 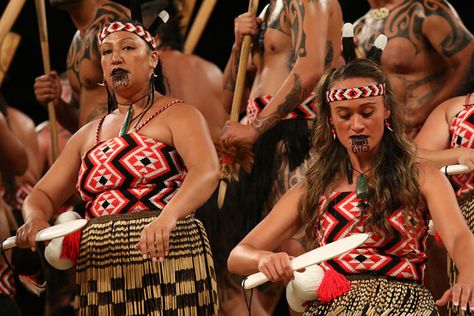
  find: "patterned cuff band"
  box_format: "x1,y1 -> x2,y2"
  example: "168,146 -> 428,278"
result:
326,83 -> 385,102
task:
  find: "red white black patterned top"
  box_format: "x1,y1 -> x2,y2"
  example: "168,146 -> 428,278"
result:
449,94 -> 474,197
76,101 -> 187,219
316,192 -> 429,282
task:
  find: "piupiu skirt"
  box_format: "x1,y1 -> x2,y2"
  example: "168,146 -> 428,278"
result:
303,276 -> 438,316
74,211 -> 219,315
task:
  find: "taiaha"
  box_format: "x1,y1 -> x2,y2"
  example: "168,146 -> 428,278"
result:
217,0 -> 259,209
183,0 -> 218,54
34,0 -> 59,162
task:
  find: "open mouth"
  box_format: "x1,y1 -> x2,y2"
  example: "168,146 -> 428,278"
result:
350,135 -> 369,153
111,68 -> 129,88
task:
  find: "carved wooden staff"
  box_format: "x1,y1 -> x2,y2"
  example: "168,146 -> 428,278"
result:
183,0 -> 217,54
34,0 -> 59,162
180,0 -> 197,37
0,0 -> 26,47
217,0 -> 259,209
0,32 -> 20,86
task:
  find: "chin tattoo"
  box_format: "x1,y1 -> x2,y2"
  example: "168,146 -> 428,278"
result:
351,136 -> 369,153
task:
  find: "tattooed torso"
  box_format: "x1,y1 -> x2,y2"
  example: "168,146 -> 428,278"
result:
250,0 -> 341,98
354,0 -> 472,127
66,2 -> 129,126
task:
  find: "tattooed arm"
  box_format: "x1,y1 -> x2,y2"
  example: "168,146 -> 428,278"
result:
250,0 -> 333,140
222,11 -> 260,114
414,0 -> 474,125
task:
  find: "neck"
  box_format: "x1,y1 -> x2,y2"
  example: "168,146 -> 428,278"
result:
116,91 -> 152,113
348,154 -> 373,174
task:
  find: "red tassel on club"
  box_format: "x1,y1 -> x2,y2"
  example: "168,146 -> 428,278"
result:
60,230 -> 82,263
317,267 -> 351,303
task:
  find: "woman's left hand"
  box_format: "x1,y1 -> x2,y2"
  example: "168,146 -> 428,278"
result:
135,212 -> 177,262
436,272 -> 474,313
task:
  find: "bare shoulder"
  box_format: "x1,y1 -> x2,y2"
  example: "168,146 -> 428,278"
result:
163,98 -> 204,120
6,107 -> 35,130
416,161 -> 448,193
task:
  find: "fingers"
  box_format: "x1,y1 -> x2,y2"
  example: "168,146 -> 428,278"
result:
258,253 -> 293,283
15,225 -> 37,252
34,74 -> 60,105
435,289 -> 452,307
134,221 -> 173,263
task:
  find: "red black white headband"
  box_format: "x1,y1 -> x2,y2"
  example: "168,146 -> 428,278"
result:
325,83 -> 385,102
98,21 -> 157,50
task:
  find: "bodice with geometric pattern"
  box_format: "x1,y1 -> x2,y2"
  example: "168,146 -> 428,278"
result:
449,94 -> 474,197
316,192 -> 429,282
76,101 -> 187,219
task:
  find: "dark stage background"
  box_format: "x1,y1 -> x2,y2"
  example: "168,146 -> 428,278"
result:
1,0 -> 472,125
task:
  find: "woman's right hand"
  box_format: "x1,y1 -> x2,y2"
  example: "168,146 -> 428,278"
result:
257,251 -> 294,283
33,71 -> 62,107
234,12 -> 261,49
15,217 -> 50,252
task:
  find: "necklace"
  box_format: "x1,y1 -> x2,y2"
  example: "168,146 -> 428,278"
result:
370,7 -> 389,20
117,93 -> 150,137
352,167 -> 370,201
370,0 -> 390,20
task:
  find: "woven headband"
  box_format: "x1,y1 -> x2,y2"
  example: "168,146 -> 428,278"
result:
326,83 -> 385,102
98,21 -> 156,50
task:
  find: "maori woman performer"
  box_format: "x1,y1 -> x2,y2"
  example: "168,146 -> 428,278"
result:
228,59 -> 474,315
16,19 -> 220,315
415,79 -> 474,315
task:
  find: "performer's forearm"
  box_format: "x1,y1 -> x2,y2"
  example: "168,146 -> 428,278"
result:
416,148 -> 466,169
251,68 -> 320,136
222,45 -> 242,113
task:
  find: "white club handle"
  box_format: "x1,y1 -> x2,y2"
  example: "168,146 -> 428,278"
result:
441,164 -> 469,176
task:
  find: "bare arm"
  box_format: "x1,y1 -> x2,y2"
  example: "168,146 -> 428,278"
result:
419,163 -> 474,310
137,104 -> 220,261
415,96 -> 474,170
0,112 -> 27,175
250,0 -> 330,137
228,183 -> 303,280
164,105 -> 220,219
34,70 -> 79,134
222,12 -> 259,114
17,123 -> 92,251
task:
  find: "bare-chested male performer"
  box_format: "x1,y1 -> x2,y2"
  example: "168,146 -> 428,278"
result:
33,0 -> 130,133
354,0 -> 474,137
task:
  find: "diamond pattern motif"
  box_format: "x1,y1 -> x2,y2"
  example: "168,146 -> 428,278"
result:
77,132 -> 186,219
449,104 -> 474,197
246,94 -> 317,125
317,192 -> 429,282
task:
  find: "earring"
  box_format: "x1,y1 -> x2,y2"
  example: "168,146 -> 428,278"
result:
98,75 -> 106,87
331,128 -> 336,140
384,119 -> 393,132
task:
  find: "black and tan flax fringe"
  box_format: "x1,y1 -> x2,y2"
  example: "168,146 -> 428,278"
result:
304,277 -> 439,316
447,192 -> 474,316
75,211 -> 218,315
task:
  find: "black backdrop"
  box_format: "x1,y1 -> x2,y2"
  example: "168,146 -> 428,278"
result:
0,0 -> 472,125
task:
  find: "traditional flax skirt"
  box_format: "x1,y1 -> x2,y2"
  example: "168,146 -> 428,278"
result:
303,276 -> 438,316
74,211 -> 219,315
447,191 -> 474,316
